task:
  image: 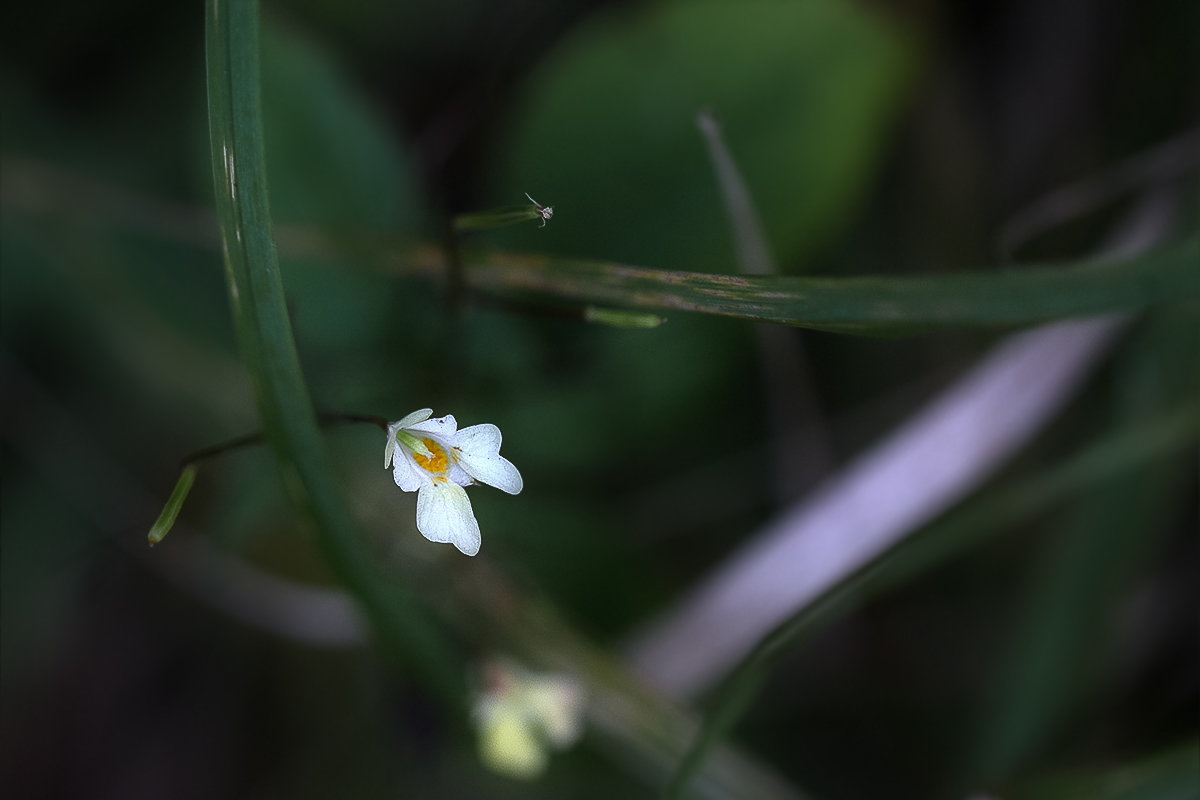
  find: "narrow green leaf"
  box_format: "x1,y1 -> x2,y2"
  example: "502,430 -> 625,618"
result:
973,462 -> 1182,782
454,205 -> 546,231
664,660 -> 769,800
972,309 -> 1200,783
583,306 -> 665,328
205,0 -> 462,708
451,237 -> 1200,333
696,108 -> 775,276
148,465 -> 198,546
1011,740 -> 1200,800
7,157 -> 1194,334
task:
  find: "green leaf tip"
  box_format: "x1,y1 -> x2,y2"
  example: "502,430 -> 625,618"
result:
583,306 -> 665,328
454,195 -> 552,231
148,465 -> 198,546
454,194 -> 552,231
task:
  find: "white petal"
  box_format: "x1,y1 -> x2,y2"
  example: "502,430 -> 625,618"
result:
407,413 -> 458,438
384,423 -> 400,468
456,422 -> 503,452
453,424 -> 523,494
447,461 -> 474,487
394,408 -> 434,430
526,678 -> 584,747
392,449 -> 430,492
416,480 -> 481,556
460,453 -> 523,495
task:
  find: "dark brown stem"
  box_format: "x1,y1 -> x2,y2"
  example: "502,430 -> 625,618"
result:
179,412 -> 389,468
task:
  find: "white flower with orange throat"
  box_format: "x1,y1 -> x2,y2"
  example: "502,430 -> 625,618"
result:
384,409 -> 523,556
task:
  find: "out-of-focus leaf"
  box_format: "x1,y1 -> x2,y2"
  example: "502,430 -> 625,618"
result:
258,17 -> 421,369
972,308 -> 1200,783
260,19 -> 417,229
490,0 -> 913,271
1011,740 -> 1200,800
663,397 -> 1200,798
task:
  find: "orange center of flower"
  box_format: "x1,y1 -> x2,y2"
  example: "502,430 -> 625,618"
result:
413,438 -> 449,474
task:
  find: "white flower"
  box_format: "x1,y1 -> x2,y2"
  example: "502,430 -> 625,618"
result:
473,658 -> 585,779
385,408 -> 523,556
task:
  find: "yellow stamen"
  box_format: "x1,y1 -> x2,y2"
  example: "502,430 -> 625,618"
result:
413,438 -> 449,474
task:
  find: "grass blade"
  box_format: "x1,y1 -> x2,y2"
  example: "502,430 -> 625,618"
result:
204,0 -> 462,707
1010,740 -> 1200,800
147,465 -> 197,545
6,156 -> 1195,334
451,237 -> 1199,333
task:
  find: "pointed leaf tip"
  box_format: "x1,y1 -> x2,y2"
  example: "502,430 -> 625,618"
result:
583,306 -> 665,328
148,465 -> 198,546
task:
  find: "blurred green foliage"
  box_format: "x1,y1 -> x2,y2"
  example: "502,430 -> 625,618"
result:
2,0 -> 1197,798
488,0 -> 912,270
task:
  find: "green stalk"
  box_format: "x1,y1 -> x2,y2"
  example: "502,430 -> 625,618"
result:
454,205 -> 546,230
148,465 -> 198,545
204,0 -> 462,708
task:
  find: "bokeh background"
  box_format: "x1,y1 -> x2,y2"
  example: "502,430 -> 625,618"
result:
2,0 -> 1197,798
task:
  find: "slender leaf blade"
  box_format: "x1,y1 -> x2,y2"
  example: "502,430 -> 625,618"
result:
147,465 -> 198,545
204,0 -> 462,707
452,237 -> 1200,333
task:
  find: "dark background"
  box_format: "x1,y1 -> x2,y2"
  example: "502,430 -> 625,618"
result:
2,0 -> 1197,797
